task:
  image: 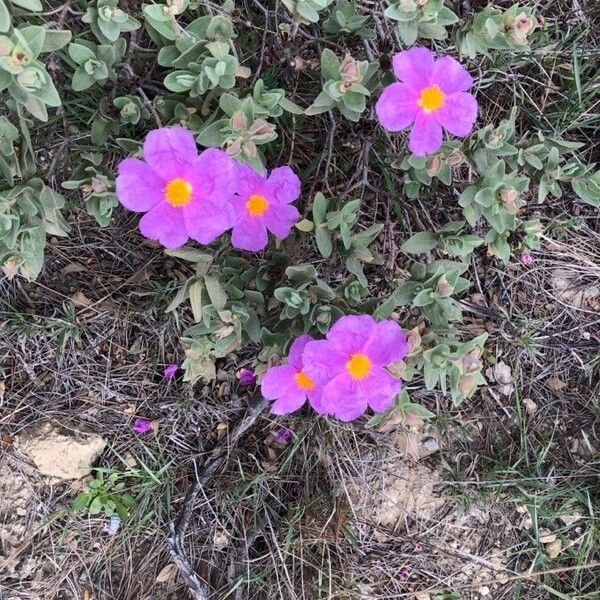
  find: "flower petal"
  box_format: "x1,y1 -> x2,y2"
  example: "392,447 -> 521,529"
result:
261,365 -> 297,399
116,158 -> 165,212
183,197 -> 233,245
327,314 -> 376,354
288,335 -> 314,370
321,375 -> 368,421
265,204 -> 300,240
409,112 -> 443,156
431,56 -> 473,94
363,320 -> 409,366
265,166 -> 301,204
435,92 -> 478,137
234,162 -> 267,198
186,148 -> 237,202
360,369 -> 402,413
392,47 -> 435,90
270,387 -> 307,415
231,214 -> 269,252
307,388 -> 328,415
139,201 -> 189,248
302,339 -> 346,386
143,127 -> 197,180
376,83 -> 418,132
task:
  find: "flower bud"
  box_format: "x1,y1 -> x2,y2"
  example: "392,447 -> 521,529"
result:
436,274 -> 453,297
400,0 -> 417,11
242,140 -> 257,157
458,375 -> 477,398
248,118 -> 276,141
340,53 -> 361,85
462,348 -> 482,374
507,12 -> 536,45
406,326 -> 422,357
425,154 -> 442,176
0,36 -> 13,57
447,149 -> 465,167
91,177 -> 107,194
230,110 -> 247,133
17,67 -> 42,91
499,187 -> 519,213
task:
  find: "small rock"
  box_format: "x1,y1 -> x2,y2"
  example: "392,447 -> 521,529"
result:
546,538 -> 562,558
539,530 -> 556,544
559,513 -> 583,527
18,421 -> 106,480
415,593 -> 431,600
496,572 -> 510,584
479,586 -> 490,596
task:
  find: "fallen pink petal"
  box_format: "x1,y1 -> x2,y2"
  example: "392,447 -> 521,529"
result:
133,418 -> 152,434
238,368 -> 256,385
274,427 -> 293,443
163,364 -> 178,379
521,251 -> 533,265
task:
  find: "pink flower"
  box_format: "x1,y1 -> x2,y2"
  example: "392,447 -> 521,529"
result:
133,418 -> 152,434
261,335 -> 325,415
163,364 -> 178,379
376,47 -> 478,156
238,367 -> 256,386
230,164 -> 301,252
116,127 -> 235,248
302,315 -> 408,422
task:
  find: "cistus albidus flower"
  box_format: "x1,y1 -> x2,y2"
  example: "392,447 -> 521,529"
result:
261,335 -> 325,415
301,315 -> 409,421
116,127 -> 235,248
230,163 -> 301,252
376,47 -> 478,156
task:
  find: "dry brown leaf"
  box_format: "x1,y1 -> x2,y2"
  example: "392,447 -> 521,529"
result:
70,291 -> 93,307
523,398 -> 537,416
61,262 -> 86,275
155,563 -> 177,583
1,431 -> 13,451
547,377 -> 567,391
213,530 -> 229,549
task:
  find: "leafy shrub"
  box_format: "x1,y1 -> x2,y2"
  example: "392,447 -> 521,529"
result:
1,0 -> 598,430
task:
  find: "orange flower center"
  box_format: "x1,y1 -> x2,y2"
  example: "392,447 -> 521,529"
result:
418,85 -> 445,113
246,194 -> 269,216
165,178 -> 192,207
346,353 -> 372,380
294,370 -> 314,391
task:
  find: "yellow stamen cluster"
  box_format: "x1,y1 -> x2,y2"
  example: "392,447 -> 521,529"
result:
417,85 -> 445,113
165,178 -> 193,207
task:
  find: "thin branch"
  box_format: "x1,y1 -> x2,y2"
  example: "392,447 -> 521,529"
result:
167,397 -> 269,599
